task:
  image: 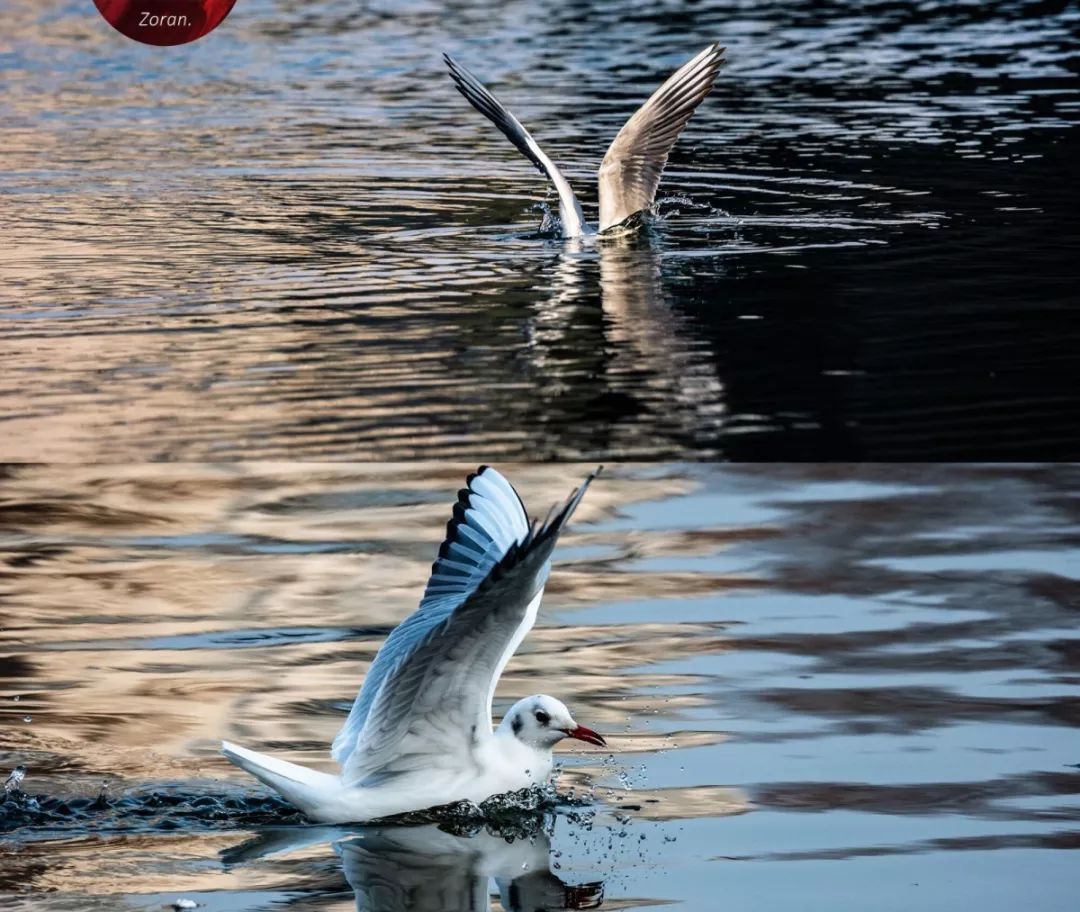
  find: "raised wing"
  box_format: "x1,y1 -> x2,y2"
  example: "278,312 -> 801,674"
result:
332,466 -> 531,766
444,53 -> 588,238
339,468 -> 598,787
597,44 -> 725,233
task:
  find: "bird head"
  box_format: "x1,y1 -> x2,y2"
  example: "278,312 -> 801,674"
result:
502,695 -> 606,750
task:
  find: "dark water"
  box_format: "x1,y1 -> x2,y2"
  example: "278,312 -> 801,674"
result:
2,464 -> 1078,909
3,0 -> 1079,460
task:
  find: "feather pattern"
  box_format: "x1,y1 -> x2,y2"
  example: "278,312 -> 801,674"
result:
336,468 -> 597,786
443,54 -> 588,237
332,467 -> 531,766
597,43 -> 725,232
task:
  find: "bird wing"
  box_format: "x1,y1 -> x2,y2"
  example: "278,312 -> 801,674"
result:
337,467 -> 598,787
332,466 -> 531,766
444,53 -> 588,237
597,44 -> 725,233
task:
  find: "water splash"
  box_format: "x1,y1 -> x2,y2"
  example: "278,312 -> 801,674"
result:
1,778 -> 600,843
0,782 -> 307,837
4,765 -> 26,794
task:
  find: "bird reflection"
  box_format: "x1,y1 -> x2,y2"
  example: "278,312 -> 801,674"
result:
338,825 -> 602,912
597,238 -> 725,422
223,823 -> 602,912
527,232 -> 726,455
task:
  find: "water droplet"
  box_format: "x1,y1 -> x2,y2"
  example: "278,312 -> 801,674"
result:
12,695 -> 19,702
4,765 -> 26,793
23,715 -> 32,723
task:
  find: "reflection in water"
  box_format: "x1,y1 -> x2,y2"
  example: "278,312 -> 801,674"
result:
3,0 -> 1079,458
217,823 -> 604,912
527,237 -> 725,456
338,827 -> 601,912
597,240 -> 726,450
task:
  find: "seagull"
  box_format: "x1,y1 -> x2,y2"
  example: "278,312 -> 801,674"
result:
222,466 -> 604,824
444,44 -> 725,237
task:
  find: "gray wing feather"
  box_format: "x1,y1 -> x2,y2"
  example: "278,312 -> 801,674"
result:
332,466 -> 531,766
340,470 -> 598,787
598,44 -> 725,232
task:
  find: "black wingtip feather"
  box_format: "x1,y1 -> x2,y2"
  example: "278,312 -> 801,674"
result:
434,466 -> 530,568
466,467 -> 599,600
437,492 -> 475,564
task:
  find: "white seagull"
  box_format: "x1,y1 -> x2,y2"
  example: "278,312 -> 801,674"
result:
444,44 -> 725,237
222,466 -> 604,824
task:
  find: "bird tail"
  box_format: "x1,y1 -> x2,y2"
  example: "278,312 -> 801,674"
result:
221,740 -> 340,819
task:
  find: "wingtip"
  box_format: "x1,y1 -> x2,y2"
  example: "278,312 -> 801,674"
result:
552,466 -> 601,533
443,52 -> 463,80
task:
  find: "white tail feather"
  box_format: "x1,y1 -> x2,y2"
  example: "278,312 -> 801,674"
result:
221,741 -> 340,819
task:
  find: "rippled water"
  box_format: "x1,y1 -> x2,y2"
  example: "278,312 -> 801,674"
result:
2,464 -> 1078,909
3,0 -> 1079,459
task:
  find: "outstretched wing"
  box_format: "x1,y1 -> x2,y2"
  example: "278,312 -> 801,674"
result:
338,467 -> 598,787
332,466 -> 531,766
444,53 -> 588,237
597,44 -> 725,232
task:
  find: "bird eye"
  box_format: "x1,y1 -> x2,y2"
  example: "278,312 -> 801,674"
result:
534,709 -> 550,725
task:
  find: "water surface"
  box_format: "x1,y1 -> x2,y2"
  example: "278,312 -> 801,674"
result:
3,1 -> 1079,459
2,463 -> 1078,909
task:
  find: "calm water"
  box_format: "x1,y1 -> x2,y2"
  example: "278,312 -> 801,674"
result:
2,463 -> 1078,909
3,0 -> 1080,460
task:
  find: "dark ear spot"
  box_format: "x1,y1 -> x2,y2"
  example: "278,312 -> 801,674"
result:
511,713 -> 523,735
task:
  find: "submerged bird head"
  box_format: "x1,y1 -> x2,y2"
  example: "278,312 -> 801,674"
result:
500,694 -> 606,750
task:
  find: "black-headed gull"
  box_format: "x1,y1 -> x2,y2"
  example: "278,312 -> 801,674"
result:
222,466 -> 603,823
444,44 -> 725,237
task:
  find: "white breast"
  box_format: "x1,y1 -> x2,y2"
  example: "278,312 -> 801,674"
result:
473,733 -> 553,798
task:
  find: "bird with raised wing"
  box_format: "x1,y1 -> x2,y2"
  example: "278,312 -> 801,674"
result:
444,44 -> 725,237
222,466 -> 604,823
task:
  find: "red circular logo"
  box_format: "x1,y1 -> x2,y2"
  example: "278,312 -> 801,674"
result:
94,1 -> 237,46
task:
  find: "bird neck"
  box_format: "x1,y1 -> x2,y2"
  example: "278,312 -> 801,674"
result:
489,726 -> 555,784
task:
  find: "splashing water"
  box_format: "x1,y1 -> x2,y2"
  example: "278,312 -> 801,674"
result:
4,765 -> 26,795
1,777 -> 598,843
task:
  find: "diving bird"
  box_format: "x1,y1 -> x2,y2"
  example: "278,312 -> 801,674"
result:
444,44 -> 725,237
222,466 -> 604,824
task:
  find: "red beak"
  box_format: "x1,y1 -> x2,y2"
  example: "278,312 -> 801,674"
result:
563,724 -> 606,747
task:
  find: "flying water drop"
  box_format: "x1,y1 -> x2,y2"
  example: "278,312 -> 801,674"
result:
4,765 -> 26,794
